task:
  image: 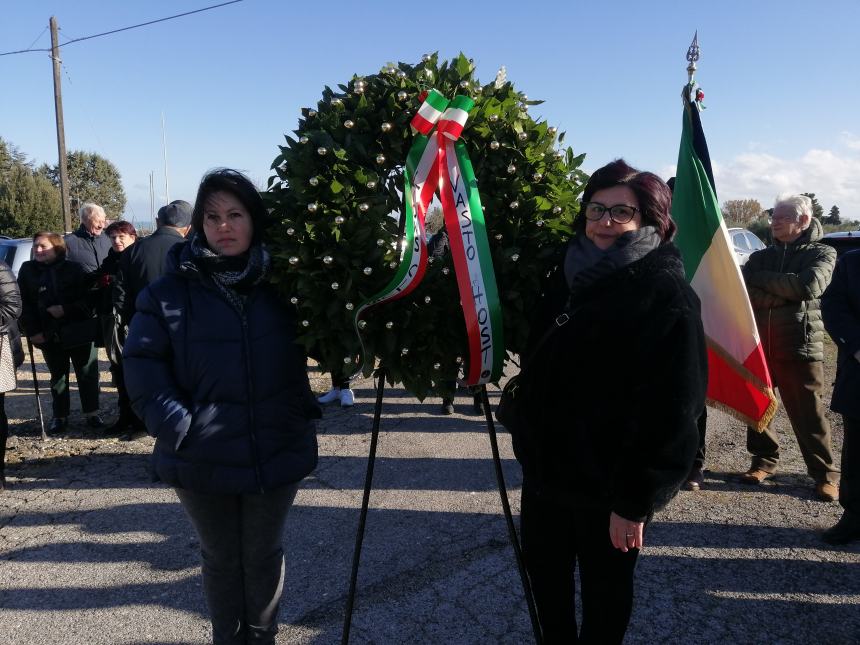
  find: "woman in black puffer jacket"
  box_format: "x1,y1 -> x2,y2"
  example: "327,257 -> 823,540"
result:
0,260 -> 24,491
514,160 -> 707,644
123,169 -> 320,645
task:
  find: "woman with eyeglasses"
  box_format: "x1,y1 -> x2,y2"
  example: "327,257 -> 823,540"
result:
512,159 -> 706,643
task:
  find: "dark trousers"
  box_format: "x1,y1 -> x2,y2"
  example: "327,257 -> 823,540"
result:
520,482 -> 641,644
746,360 -> 838,484
691,407 -> 707,471
176,484 -> 299,645
841,416 -> 859,519
0,393 -> 7,482
40,341 -> 100,419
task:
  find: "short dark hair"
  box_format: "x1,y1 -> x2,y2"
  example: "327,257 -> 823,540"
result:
191,168 -> 266,244
105,220 -> 137,238
578,159 -> 676,241
32,231 -> 67,260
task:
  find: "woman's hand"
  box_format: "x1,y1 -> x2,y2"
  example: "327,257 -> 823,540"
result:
29,333 -> 46,345
609,511 -> 644,552
46,304 -> 64,319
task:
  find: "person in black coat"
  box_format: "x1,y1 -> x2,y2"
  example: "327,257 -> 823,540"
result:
820,249 -> 860,544
17,232 -> 102,432
114,200 -> 192,327
0,260 -> 24,492
123,169 -> 319,645
514,159 -> 706,643
64,202 -> 112,274
94,221 -> 143,436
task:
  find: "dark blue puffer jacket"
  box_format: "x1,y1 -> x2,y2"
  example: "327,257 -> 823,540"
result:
123,246 -> 320,494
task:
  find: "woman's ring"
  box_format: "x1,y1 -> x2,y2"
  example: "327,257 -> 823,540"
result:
625,533 -> 633,537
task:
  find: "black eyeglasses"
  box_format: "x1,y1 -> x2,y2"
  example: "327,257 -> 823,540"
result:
582,201 -> 639,224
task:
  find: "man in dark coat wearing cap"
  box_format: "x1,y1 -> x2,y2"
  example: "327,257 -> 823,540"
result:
111,201 -> 191,438
115,200 -> 192,327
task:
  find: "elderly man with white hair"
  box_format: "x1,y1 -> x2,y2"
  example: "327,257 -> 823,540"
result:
64,202 -> 112,273
740,193 -> 839,501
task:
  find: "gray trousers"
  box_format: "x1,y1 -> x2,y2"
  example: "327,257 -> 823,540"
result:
746,359 -> 839,484
176,483 -> 300,645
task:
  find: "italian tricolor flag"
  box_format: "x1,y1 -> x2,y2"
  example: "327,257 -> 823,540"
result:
671,95 -> 777,431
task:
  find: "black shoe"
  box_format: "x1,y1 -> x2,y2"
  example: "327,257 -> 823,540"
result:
49,418 -> 68,433
86,415 -> 105,429
105,417 -> 131,436
440,401 -> 454,415
684,467 -> 705,491
472,395 -> 485,415
822,513 -> 860,545
121,427 -> 149,442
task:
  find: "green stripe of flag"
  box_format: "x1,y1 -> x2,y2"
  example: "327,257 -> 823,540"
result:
671,102 -> 722,282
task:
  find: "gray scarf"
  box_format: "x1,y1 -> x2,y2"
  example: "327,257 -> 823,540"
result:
564,226 -> 662,291
189,233 -> 271,312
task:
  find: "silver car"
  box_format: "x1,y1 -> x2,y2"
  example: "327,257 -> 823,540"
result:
0,238 -> 34,277
728,228 -> 766,266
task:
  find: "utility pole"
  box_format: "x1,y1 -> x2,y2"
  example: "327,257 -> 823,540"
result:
50,16 -> 72,233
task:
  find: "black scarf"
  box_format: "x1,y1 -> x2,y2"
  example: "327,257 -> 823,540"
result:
564,226 -> 662,292
188,233 -> 270,311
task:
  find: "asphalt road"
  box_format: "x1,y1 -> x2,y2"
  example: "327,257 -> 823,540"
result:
1,366 -> 858,644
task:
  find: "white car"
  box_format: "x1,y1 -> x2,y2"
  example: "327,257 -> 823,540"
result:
0,238 -> 34,277
728,228 -> 766,266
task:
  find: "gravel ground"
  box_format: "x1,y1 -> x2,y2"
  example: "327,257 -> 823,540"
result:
0,344 -> 857,644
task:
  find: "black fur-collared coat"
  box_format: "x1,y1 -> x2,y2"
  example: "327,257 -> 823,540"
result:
516,242 -> 707,522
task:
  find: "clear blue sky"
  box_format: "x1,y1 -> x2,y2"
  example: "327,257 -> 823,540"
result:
2,0 -> 859,225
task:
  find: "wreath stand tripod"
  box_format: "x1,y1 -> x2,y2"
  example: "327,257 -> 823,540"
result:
340,370 -> 543,644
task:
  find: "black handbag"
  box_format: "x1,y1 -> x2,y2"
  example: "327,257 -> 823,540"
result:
59,317 -> 101,349
495,312 -> 572,439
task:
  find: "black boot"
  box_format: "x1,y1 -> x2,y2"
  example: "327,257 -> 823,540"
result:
822,512 -> 860,545
105,413 -> 131,436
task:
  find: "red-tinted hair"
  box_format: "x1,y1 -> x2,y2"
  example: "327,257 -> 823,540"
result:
105,220 -> 137,238
578,159 -> 676,241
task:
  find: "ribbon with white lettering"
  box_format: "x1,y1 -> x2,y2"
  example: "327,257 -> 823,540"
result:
354,90 -> 503,386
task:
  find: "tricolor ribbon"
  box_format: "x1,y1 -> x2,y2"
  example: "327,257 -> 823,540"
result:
354,90 -> 504,386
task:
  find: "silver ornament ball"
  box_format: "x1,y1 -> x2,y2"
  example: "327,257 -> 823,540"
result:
442,267 -> 450,275
459,80 -> 470,89
401,348 -> 409,355
286,227 -> 295,236
510,200 -> 520,210
397,70 -> 407,79
366,180 -> 377,189
290,296 -> 298,304
396,90 -> 408,101
381,122 -> 393,132
548,126 -> 558,135
536,220 -> 545,227
552,205 -> 563,214
323,255 -> 333,265
307,202 -> 318,213
343,356 -> 352,364
299,136 -> 309,144
511,254 -> 520,262
301,320 -> 309,327
358,320 -> 367,329
334,216 -> 345,224
344,119 -> 355,129
489,141 -> 500,150
363,267 -> 373,275
307,109 -> 317,118
385,321 -> 394,329
375,154 -> 386,164
317,147 -> 327,156
507,164 -> 517,175
489,114 -> 499,123
345,302 -> 354,310
289,256 -> 299,265
433,362 -> 441,370
309,177 -> 319,186
359,202 -> 370,212
518,132 -> 528,142
424,295 -> 431,304
331,282 -> 339,290
376,239 -> 385,246
422,53 -> 432,62
533,172 -> 543,182
494,233 -> 503,240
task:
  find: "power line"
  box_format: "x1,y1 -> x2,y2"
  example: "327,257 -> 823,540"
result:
0,0 -> 244,57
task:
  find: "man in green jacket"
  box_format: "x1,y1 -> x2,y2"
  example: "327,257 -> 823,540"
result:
741,194 -> 839,501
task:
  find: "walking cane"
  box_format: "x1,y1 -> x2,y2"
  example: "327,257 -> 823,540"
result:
25,337 -> 47,440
